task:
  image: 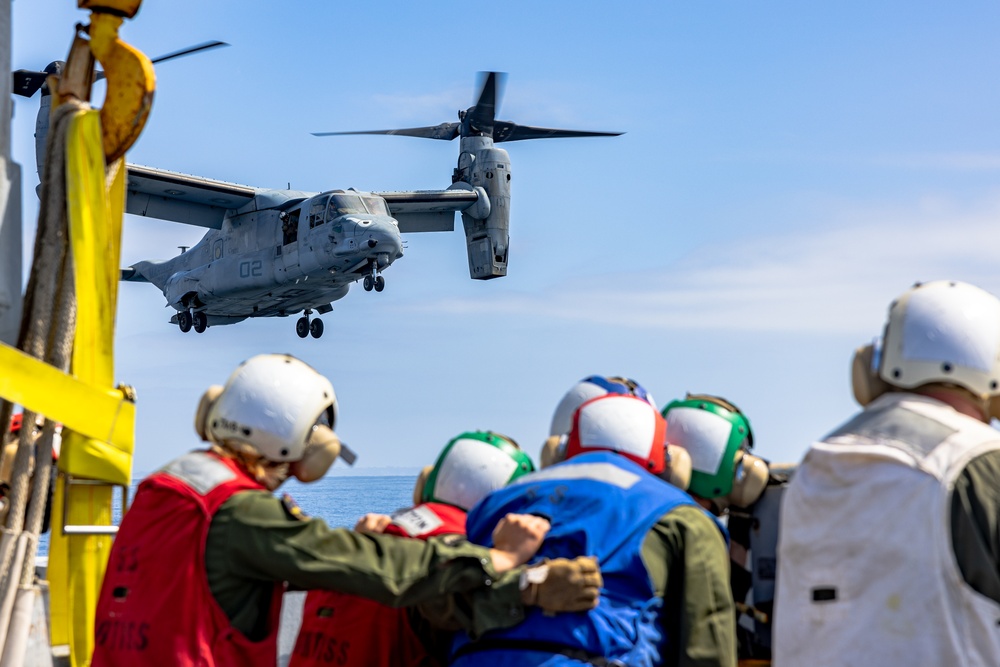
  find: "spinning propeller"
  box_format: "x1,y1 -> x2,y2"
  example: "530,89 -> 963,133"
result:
312,71 -> 623,143
12,40 -> 229,98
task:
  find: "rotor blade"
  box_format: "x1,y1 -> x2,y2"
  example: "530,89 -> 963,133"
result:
492,121 -> 624,143
467,71 -> 507,132
149,40 -> 230,66
20,42 -> 228,91
312,123 -> 460,141
12,69 -> 47,97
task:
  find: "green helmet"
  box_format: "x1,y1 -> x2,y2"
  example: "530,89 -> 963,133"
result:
661,394 -> 754,499
422,431 -> 535,511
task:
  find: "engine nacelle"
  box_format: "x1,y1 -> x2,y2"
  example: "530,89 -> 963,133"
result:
459,146 -> 510,280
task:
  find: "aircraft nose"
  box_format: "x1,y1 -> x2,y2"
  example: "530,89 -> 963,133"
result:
365,217 -> 401,252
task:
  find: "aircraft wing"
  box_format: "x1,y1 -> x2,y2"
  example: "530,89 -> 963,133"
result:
125,164 -> 257,229
377,190 -> 480,233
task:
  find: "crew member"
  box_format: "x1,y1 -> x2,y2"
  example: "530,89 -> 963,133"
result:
92,354 -> 602,667
773,280 -> 1000,665
660,395 -> 773,664
452,393 -> 737,667
290,430 -> 535,667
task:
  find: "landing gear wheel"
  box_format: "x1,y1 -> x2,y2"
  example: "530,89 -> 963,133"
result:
310,318 -> 324,339
178,311 -> 192,333
193,311 -> 208,333
374,275 -> 385,292
363,275 -> 374,291
296,316 -> 310,338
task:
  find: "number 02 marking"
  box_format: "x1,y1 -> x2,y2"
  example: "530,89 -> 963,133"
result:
239,260 -> 263,278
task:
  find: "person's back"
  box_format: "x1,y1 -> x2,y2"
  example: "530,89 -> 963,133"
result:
777,392 -> 1000,665
290,431 -> 535,667
452,393 -> 735,667
455,450 -> 701,666
93,450 -> 281,666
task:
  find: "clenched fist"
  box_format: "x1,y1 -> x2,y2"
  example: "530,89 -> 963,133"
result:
520,556 -> 602,614
489,513 -> 552,572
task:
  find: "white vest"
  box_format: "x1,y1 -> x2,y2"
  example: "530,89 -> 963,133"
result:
773,393 -> 1000,667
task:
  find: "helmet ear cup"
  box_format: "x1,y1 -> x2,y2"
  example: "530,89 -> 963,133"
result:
727,452 -> 769,508
195,385 -> 224,441
852,344 -> 890,407
540,435 -> 566,469
661,445 -> 692,490
290,425 -> 341,483
413,465 -> 434,506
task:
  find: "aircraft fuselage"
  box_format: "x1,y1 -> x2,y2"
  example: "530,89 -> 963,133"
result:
127,190 -> 402,330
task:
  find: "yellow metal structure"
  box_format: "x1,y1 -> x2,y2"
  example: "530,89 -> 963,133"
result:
46,110 -> 131,665
0,5 -> 151,664
88,13 -> 154,163
77,0 -> 141,19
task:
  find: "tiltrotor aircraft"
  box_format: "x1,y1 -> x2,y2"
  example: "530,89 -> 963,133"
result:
18,57 -> 621,338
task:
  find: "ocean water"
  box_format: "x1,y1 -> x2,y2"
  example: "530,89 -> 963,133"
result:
38,474 -> 416,557
280,475 -> 417,526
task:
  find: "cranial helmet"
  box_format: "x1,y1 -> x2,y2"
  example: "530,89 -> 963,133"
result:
661,394 -> 756,500
550,376 -> 656,437
565,394 -> 667,474
852,281 -> 1000,411
196,354 -> 346,482
421,431 -> 535,511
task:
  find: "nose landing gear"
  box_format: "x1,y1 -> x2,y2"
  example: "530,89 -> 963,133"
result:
296,310 -> 324,339
362,262 -> 385,292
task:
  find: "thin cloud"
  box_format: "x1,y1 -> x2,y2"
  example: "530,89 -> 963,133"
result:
413,198 -> 1000,335
871,153 -> 1000,171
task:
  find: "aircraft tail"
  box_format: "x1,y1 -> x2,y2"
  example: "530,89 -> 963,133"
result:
119,259 -> 175,289
119,267 -> 149,283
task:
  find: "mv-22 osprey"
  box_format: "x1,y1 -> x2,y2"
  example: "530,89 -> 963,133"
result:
19,63 -> 621,338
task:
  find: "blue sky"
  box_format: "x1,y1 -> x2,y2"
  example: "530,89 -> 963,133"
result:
11,1 -> 1000,475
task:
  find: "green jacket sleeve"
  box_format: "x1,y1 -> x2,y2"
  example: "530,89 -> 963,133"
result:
641,503 -> 737,667
950,449 -> 1000,604
205,490 -> 524,639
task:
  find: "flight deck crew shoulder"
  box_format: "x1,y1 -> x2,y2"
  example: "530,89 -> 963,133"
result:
384,501 -> 467,539
93,450 -> 282,667
291,500 -> 467,667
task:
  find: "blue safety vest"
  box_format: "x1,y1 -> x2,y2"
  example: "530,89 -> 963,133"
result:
451,451 -> 708,667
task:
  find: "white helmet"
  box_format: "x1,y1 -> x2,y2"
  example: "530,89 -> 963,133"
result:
877,281 -> 1000,399
200,354 -> 337,462
549,376 -> 656,437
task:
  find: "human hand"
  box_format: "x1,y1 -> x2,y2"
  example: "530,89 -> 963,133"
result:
354,513 -> 392,534
520,556 -> 602,614
488,513 -> 551,572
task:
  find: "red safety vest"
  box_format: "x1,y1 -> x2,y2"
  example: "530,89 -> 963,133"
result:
289,502 -> 467,667
92,450 -> 284,667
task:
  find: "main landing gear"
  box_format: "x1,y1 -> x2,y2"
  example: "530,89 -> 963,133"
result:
362,262 -> 385,292
296,310 -> 324,339
178,310 -> 208,334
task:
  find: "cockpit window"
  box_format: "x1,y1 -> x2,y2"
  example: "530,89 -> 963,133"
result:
327,195 -> 367,221
309,196 -> 330,229
362,197 -> 389,216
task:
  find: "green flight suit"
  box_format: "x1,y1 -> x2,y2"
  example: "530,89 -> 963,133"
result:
204,490 -> 524,641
